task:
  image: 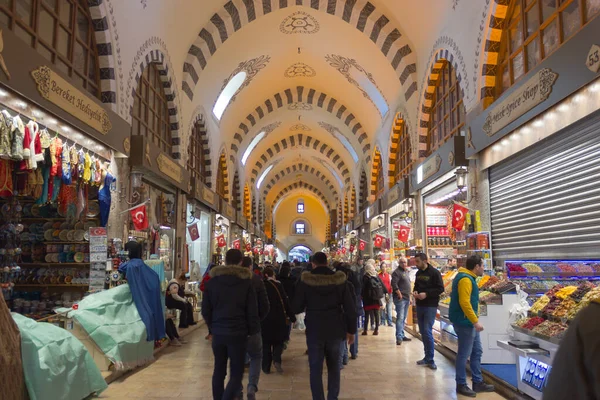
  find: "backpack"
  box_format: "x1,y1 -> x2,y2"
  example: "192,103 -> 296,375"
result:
368,276 -> 384,301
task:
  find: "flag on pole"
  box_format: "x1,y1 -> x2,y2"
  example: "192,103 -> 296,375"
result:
452,203 -> 469,231
130,204 -> 148,230
398,226 -> 411,243
187,223 -> 200,241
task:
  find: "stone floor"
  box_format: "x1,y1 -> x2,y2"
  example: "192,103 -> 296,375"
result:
99,324 -> 506,400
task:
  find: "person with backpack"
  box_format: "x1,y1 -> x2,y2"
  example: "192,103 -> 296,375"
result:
361,264 -> 387,336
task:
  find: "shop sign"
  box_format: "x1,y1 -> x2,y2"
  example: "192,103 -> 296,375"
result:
202,186 -> 216,205
417,154 -> 442,184
221,201 -> 235,220
482,68 -> 558,137
354,213 -> 363,227
384,184 -> 401,209
31,66 -> 112,135
156,153 -> 183,183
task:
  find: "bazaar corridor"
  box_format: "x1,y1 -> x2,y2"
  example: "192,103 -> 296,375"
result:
99,325 -> 506,400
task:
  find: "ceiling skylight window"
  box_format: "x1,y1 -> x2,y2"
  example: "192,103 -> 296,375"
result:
213,71 -> 247,120
350,69 -> 388,116
242,131 -> 265,165
256,164 -> 274,189
333,130 -> 358,162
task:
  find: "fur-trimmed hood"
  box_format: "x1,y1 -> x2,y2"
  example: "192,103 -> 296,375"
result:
209,265 -> 253,280
301,270 -> 347,286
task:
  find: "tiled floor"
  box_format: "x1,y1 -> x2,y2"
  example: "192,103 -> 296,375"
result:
99,324 -> 506,400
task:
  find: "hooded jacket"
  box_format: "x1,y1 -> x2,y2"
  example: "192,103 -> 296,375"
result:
292,266 -> 358,341
201,265 -> 260,337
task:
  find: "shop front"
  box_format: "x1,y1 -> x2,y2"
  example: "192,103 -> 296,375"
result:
0,26 -> 130,317
382,178 -> 414,268
364,200 -> 385,262
212,198 -> 235,265
128,135 -> 190,278
186,179 -> 218,278
464,16 -> 600,398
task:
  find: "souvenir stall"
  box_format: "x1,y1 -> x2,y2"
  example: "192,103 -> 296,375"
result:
352,213 -> 367,261
382,179 -> 416,266
230,212 -> 246,252
253,237 -> 264,263
212,197 -> 233,265
186,179 -> 218,280
465,16 -> 600,398
0,27 -> 129,318
366,200 -> 388,263
128,135 -> 190,283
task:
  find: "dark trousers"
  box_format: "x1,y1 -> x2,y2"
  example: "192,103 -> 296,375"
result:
165,318 -> 179,340
307,337 -> 342,400
211,335 -> 247,400
262,340 -> 284,372
364,309 -> 380,332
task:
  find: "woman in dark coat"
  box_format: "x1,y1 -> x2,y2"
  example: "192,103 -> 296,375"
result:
261,267 -> 296,374
361,264 -> 387,336
277,263 -> 297,342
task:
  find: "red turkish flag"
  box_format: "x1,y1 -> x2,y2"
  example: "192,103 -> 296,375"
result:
398,226 -> 411,243
341,247 -> 347,254
187,223 -> 200,241
216,234 -> 227,248
349,244 -> 355,252
373,234 -> 384,248
253,248 -> 259,254
232,239 -> 241,249
359,240 -> 366,251
452,203 -> 469,231
130,204 -> 148,230
245,243 -> 252,252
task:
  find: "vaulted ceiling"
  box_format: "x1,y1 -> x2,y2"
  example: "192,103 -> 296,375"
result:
107,0 -> 492,221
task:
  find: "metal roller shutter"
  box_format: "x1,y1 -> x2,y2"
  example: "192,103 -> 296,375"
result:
489,112 -> 600,263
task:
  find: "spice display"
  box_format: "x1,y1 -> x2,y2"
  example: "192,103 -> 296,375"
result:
489,280 -> 516,293
552,298 -> 576,319
477,275 -> 490,288
555,286 -> 578,300
569,282 -> 596,301
522,316 -> 545,330
530,295 -> 550,314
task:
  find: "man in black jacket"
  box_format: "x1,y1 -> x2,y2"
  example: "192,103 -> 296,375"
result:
412,253 -> 444,370
336,262 -> 362,361
202,249 -> 260,400
241,256 -> 270,400
292,252 -> 357,400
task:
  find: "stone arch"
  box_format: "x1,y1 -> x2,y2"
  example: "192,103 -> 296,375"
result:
216,151 -> 229,201
251,134 -> 350,184
350,184 -> 356,218
480,0 -> 511,108
230,86 -> 370,157
188,112 -> 213,187
370,148 -> 383,200
343,194 -> 349,224
262,163 -> 339,201
272,182 -> 333,212
128,46 -> 182,159
232,170 -> 241,212
244,184 -> 252,219
388,113 -> 411,188
359,167 -> 368,211
182,1 -> 417,102
417,48 -> 468,161
86,0 -> 118,111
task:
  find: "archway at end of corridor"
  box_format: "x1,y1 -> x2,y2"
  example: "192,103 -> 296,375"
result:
287,245 -> 313,263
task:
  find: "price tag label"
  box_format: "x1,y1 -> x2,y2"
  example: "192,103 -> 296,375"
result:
586,44 -> 600,73
90,253 -> 107,262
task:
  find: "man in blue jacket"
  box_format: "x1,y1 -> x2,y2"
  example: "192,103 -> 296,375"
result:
449,255 -> 495,397
202,249 -> 260,400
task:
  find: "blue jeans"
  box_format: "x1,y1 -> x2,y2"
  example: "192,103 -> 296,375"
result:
349,321 -> 359,357
307,337 -> 342,400
380,297 -> 393,325
246,333 -> 262,392
394,298 -> 410,341
339,340 -> 348,366
416,306 -> 437,364
454,324 -> 484,386
211,335 -> 247,400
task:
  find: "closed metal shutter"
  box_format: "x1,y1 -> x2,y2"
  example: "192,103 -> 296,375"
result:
489,112 -> 600,263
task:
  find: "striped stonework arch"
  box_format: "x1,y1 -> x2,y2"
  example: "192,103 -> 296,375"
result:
350,184 -> 356,219
271,182 -> 332,212
230,86 -> 370,156
359,168 -> 368,211
182,0 -> 417,102
480,0 -> 511,108
338,199 -> 343,229
190,113 -> 213,187
417,49 -> 466,160
87,0 -> 117,109
388,113 -> 411,187
261,163 -> 339,201
344,195 -> 349,224
232,171 -> 241,212
216,151 -> 229,201
130,50 -> 182,160
250,134 -> 350,184
244,184 -> 251,219
370,149 -> 382,199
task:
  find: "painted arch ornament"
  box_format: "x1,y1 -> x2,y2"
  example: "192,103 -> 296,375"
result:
280,11 -> 320,35
284,63 -> 316,78
213,55 -> 271,111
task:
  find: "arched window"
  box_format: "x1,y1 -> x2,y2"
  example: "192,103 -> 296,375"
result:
292,219 -> 310,235
187,120 -> 207,184
132,63 -> 172,154
213,71 -> 247,120
427,61 -> 465,154
393,116 -> 412,186
0,0 -> 101,97
297,199 -> 305,213
497,0 -> 599,98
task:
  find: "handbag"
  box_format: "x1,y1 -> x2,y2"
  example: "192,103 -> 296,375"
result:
268,280 -> 291,326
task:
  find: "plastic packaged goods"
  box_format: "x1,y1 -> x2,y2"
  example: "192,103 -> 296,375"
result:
530,295 -> 550,314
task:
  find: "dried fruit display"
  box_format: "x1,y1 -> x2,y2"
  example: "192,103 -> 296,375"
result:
477,275 -> 490,288
490,280 -> 516,293
507,264 -> 527,275
557,263 -> 576,273
481,276 -> 500,290
569,282 -> 596,302
522,263 -> 543,273
555,286 -> 578,300
532,320 -> 568,337
530,295 -> 550,314
514,318 -> 529,327
552,298 -> 576,319
541,297 -> 562,315
522,316 -> 545,330
545,284 -> 565,297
